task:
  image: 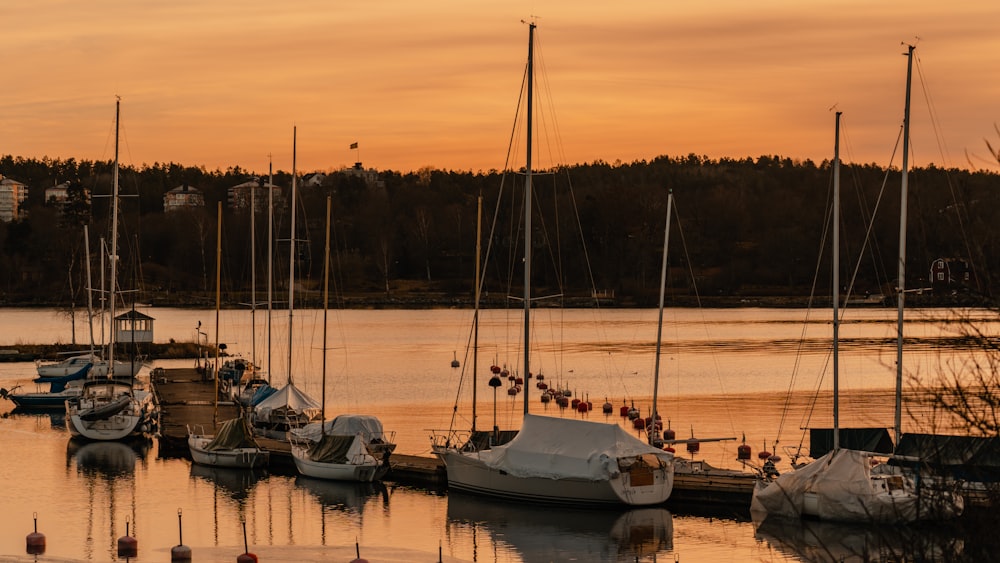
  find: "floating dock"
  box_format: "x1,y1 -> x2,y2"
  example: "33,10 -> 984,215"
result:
152,367 -> 753,504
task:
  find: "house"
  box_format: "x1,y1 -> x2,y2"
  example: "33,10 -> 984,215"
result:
163,184 -> 205,212
0,175 -> 29,222
228,178 -> 281,213
930,258 -> 973,293
115,310 -> 155,344
342,162 -> 385,190
45,182 -> 71,205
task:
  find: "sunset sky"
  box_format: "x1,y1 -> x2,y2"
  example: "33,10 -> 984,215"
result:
3,1 -> 1000,175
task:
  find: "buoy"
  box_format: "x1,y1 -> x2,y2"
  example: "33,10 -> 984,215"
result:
571,398 -> 581,409
507,387 -> 518,396
686,439 -> 700,454
664,446 -> 676,453
237,519 -> 257,562
536,382 -> 548,390
737,443 -> 752,461
633,418 -> 646,430
515,377 -> 524,385
117,519 -> 137,557
619,403 -> 630,417
662,421 -> 676,441
602,398 -> 613,414
25,512 -> 45,555
540,392 -> 551,403
576,401 -> 589,413
490,365 -> 501,374
536,373 -> 544,381
349,540 -> 369,563
451,352 -> 460,368
556,396 -> 569,408
172,508 -> 192,561
488,375 -> 502,388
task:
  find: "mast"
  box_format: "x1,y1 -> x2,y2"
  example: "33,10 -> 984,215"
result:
287,127 -> 298,387
472,195 -> 482,433
267,157 -> 274,384
321,196 -> 331,435
108,98 -> 121,376
522,21 -> 535,416
895,45 -> 915,446
84,225 -> 95,359
250,170 -> 257,372
650,191 -> 673,445
833,111 -> 842,452
214,202 -> 222,423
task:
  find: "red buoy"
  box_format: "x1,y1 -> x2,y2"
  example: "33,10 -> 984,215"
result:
350,541 -> 369,563
507,386 -> 518,396
238,554 -> 259,562
26,513 -> 45,555
515,377 -> 524,385
172,508 -> 192,561
557,396 -> 569,408
537,381 -> 548,390
686,440 -> 700,454
540,392 -> 551,403
117,520 -> 137,557
758,451 -> 772,460
602,399 -> 613,414
662,426 -> 676,441
490,365 -> 501,374
576,401 -> 589,413
664,446 -> 676,453
619,404 -> 630,417
536,373 -> 545,381
633,418 -> 646,430
737,443 -> 752,461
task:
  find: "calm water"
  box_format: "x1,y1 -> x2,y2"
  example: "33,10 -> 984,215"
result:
0,307 -> 994,562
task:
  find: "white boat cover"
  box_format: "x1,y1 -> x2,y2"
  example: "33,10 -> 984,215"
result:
253,383 -> 321,421
477,414 -> 669,481
291,414 -> 385,443
751,449 -> 919,522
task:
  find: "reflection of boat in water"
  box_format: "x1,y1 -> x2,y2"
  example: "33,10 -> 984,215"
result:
753,515 -> 964,562
10,406 -> 67,428
295,475 -> 387,513
189,463 -> 267,502
68,437 -> 150,477
447,491 -> 673,561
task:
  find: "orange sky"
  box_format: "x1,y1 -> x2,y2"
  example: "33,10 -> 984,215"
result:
3,1 -> 1000,175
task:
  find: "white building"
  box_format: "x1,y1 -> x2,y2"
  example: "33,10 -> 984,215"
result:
163,184 -> 205,212
0,175 -> 29,222
228,179 -> 281,213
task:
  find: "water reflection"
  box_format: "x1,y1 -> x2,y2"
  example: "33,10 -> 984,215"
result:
754,516 -> 965,562
10,406 -> 67,429
190,463 -> 268,502
67,437 -> 150,477
447,492 -> 673,562
295,476 -> 388,514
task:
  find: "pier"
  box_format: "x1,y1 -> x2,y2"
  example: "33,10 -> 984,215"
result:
152,367 -> 752,504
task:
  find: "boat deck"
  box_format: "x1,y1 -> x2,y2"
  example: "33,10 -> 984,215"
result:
153,367 -> 753,505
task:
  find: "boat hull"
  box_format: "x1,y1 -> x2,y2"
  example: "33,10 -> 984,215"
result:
9,389 -> 81,409
436,448 -> 673,506
67,411 -> 145,441
291,444 -> 384,482
188,435 -> 269,469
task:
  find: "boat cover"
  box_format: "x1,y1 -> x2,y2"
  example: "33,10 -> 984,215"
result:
253,383 -> 321,421
750,449 -> 918,522
306,433 -> 370,464
249,384 -> 277,406
291,414 -> 384,443
204,417 -> 260,451
477,414 -> 671,481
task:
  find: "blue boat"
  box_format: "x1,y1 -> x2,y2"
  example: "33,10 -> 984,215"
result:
5,363 -> 93,409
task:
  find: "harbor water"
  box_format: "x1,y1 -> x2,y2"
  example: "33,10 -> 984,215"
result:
0,307 -> 994,562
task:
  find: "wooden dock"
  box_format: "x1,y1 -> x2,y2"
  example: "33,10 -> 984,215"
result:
152,367 -> 752,503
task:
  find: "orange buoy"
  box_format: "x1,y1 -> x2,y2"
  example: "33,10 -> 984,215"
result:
26,512 -> 45,555
117,520 -> 137,557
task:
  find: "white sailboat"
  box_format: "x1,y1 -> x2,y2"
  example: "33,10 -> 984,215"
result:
290,197 -> 396,482
433,22 -> 674,506
188,203 -> 269,469
751,102 -> 962,522
251,127 -> 322,439
66,99 -> 157,441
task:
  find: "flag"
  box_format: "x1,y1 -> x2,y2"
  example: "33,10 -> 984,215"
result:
349,142 -> 358,149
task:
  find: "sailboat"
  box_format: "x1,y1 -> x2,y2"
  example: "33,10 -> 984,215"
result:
432,22 -> 674,506
188,203 -> 269,469
66,99 -> 158,441
750,107 -> 962,522
250,127 -> 322,439
290,197 -> 396,482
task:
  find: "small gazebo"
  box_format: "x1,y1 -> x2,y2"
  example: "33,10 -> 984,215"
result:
114,310 -> 155,344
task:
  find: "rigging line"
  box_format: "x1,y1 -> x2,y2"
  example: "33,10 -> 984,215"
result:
915,56 -> 981,293
671,197 -> 739,444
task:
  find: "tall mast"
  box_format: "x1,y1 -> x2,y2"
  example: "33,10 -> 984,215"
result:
472,195 -> 482,432
84,225 -> 95,358
287,127 -> 298,386
214,202 -> 222,423
650,191 -> 673,445
108,98 -> 120,375
895,45 -> 915,446
522,22 -> 535,416
321,196 -> 331,434
250,170 -> 257,372
833,111 -> 842,452
267,157 -> 274,384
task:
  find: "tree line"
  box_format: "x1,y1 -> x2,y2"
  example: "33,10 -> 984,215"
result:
1,153 -> 998,308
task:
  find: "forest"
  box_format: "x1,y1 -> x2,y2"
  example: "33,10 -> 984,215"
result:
1,153 -> 999,309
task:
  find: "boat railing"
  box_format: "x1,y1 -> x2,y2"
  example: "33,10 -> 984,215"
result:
430,429 -> 472,451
